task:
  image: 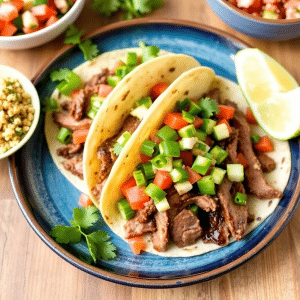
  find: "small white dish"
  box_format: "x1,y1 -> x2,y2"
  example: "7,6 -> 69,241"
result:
0,65 -> 40,159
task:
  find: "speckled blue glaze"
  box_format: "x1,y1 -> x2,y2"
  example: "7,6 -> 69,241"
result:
206,0 -> 300,40
10,21 -> 300,288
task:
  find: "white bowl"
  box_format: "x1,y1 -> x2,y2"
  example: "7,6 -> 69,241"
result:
0,65 -> 40,159
0,0 -> 85,50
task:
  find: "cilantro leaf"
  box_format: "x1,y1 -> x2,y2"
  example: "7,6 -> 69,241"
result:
132,0 -> 164,15
71,206 -> 99,229
79,39 -> 99,61
50,68 -> 72,82
88,230 -> 110,242
199,97 -> 220,118
97,241 -> 117,260
86,235 -> 98,262
50,225 -> 82,244
64,24 -> 84,45
91,0 -> 120,16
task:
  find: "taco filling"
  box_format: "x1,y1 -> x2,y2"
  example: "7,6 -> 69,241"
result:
115,87 -> 283,253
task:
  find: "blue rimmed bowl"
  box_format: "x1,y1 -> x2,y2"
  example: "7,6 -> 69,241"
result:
206,0 -> 300,40
9,19 -> 300,288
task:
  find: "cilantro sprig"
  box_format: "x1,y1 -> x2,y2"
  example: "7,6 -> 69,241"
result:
91,0 -> 164,20
64,25 -> 99,61
50,206 -> 117,262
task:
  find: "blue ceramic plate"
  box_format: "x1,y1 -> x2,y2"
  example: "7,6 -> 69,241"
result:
9,20 -> 300,288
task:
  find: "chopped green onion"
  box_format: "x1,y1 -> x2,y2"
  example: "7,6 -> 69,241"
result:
209,146 -> 228,164
87,108 -> 98,119
153,156 -> 173,172
144,183 -> 166,202
192,156 -> 212,175
130,105 -> 148,120
251,134 -> 261,143
43,97 -> 59,112
115,65 -> 132,79
117,131 -> 132,147
154,197 -> 170,212
179,137 -> 198,151
192,141 -> 210,156
141,139 -> 157,157
142,163 -> 156,179
156,125 -> 178,141
178,124 -> 196,138
173,159 -> 183,168
136,97 -> 152,109
107,76 -> 121,87
56,72 -> 82,96
126,52 -> 138,66
90,95 -> 104,109
234,192 -> 247,206
169,167 -> 190,183
176,98 -> 191,111
151,154 -> 168,169
57,127 -> 72,144
189,204 -> 199,215
227,164 -> 244,182
159,141 -> 180,157
213,123 -> 230,141
133,170 -> 147,187
188,101 -> 202,115
113,142 -> 123,156
194,129 -> 207,141
197,175 -> 216,195
182,110 -> 195,123
211,167 -> 226,184
174,181 -> 193,195
202,118 -> 217,134
117,199 -> 135,220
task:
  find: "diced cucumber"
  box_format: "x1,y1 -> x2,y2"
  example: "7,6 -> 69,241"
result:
192,155 -> 212,175
179,137 -> 198,151
173,159 -> 183,168
192,141 -> 210,156
130,105 -> 148,120
213,123 -> 230,141
197,175 -> 216,195
117,199 -> 135,220
209,146 -> 228,164
154,197 -> 170,212
202,118 -> 217,134
227,164 -> 244,182
174,181 -> 193,195
211,167 -> 226,184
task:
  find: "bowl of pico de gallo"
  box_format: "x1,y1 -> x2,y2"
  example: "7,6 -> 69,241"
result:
0,0 -> 85,49
206,0 -> 300,40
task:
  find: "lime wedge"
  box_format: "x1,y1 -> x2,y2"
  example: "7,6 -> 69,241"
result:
235,48 -> 300,140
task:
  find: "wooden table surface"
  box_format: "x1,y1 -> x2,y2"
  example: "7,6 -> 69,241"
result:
0,0 -> 299,299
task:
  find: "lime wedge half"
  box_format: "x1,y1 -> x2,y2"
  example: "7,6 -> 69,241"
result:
235,48 -> 300,140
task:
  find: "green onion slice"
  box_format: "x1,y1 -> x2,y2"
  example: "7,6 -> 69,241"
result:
57,127 -> 72,144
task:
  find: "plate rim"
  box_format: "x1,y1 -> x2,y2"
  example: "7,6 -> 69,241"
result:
9,18 -> 300,288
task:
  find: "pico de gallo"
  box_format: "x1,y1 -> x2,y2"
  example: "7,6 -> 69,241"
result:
227,0 -> 300,20
116,91 -> 282,254
0,0 -> 76,36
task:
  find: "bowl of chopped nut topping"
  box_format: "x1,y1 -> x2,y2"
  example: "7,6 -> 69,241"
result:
0,65 -> 40,159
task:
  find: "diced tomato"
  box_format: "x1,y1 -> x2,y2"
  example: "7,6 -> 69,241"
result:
254,136 -> 274,153
10,0 -> 23,11
150,82 -> 169,99
1,22 -> 17,36
205,135 -> 213,146
149,129 -> 162,144
98,84 -> 114,97
0,4 -> 18,22
126,186 -> 149,210
48,0 -> 56,10
193,116 -> 204,129
185,166 -> 201,184
23,26 -> 40,34
31,5 -> 57,22
217,119 -> 232,134
72,129 -> 89,144
45,15 -> 59,27
78,194 -> 93,208
180,151 -> 194,167
128,237 -> 146,255
120,176 -> 136,198
237,153 -> 249,168
215,105 -> 235,120
164,112 -> 189,130
154,170 -> 173,190
0,20 -> 4,31
140,153 -> 152,164
111,60 -> 124,73
246,107 -> 258,124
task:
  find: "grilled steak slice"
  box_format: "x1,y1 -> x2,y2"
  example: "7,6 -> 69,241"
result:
91,178 -> 107,199
120,115 -> 141,134
62,155 -> 83,179
202,208 -> 230,246
70,89 -> 86,121
151,211 -> 169,252
61,100 -> 72,112
171,209 -> 202,248
85,69 -> 112,87
217,177 -> 248,240
205,88 -> 221,103
138,199 -> 156,223
53,112 -> 92,131
56,143 -> 82,159
232,111 -> 282,199
257,153 -> 276,173
225,128 -> 239,163
124,213 -> 156,239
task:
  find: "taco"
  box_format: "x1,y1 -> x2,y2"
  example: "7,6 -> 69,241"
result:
99,66 -> 291,257
45,46 -> 200,194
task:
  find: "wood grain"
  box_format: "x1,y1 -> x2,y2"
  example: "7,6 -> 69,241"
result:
0,0 -> 299,299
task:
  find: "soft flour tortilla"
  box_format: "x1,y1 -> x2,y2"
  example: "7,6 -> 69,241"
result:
100,67 -> 291,257
45,48 -> 200,194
